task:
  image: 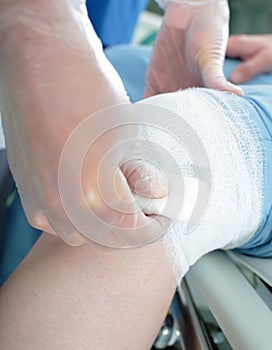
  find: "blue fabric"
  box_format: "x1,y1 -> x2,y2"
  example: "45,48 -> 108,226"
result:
0,193 -> 41,286
234,86 -> 272,257
105,45 -> 272,258
86,0 -> 149,47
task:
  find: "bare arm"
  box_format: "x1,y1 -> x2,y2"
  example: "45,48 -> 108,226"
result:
0,234 -> 176,349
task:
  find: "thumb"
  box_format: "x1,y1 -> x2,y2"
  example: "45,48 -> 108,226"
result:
121,160 -> 168,199
201,60 -> 244,96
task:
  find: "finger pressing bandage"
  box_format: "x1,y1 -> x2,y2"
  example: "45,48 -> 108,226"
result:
135,176 -> 199,220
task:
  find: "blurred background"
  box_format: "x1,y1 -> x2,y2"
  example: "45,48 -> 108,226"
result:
134,0 -> 272,45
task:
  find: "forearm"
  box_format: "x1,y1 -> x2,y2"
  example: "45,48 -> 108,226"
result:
0,234 -> 176,349
0,0 -> 128,131
0,0 -> 129,234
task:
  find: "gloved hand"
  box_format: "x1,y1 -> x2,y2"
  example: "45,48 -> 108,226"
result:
145,0 -> 243,97
0,0 -> 168,248
227,34 -> 272,84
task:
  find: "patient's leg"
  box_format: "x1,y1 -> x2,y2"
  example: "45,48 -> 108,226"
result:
0,234 -> 176,350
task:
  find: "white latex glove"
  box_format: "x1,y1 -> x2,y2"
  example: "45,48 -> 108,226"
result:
0,0 -> 168,248
145,0 -> 243,97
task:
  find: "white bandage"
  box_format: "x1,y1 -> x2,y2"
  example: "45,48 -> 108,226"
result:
137,88 -> 263,282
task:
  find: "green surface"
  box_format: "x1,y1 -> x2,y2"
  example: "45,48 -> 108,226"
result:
229,0 -> 272,34
148,0 -> 163,15
148,0 -> 272,34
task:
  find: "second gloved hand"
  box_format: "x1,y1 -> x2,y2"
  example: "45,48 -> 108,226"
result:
145,0 -> 243,97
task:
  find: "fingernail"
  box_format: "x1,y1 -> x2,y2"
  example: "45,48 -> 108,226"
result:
236,86 -> 244,96
226,81 -> 244,96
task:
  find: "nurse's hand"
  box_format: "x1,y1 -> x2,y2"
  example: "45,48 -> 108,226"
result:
0,0 -> 168,247
145,0 -> 243,97
227,34 -> 272,83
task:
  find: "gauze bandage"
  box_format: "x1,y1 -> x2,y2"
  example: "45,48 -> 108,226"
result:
136,88 -> 263,282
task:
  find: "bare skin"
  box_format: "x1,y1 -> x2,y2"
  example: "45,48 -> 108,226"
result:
227,34 -> 272,84
0,234 -> 176,350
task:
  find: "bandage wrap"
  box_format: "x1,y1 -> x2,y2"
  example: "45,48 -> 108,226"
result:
138,89 -> 263,281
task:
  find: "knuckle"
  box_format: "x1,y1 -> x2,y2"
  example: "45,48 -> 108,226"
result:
263,49 -> 272,63
27,210 -> 48,231
43,185 -> 61,209
234,34 -> 248,43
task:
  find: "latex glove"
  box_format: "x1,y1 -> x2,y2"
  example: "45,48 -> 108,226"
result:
0,0 -> 168,248
145,0 -> 243,97
227,34 -> 272,84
